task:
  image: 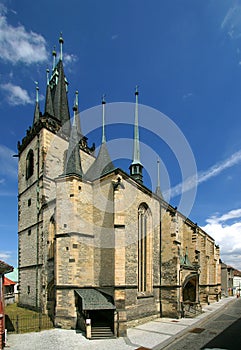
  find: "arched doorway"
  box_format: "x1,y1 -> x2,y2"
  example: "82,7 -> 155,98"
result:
183,276 -> 197,302
181,274 -> 201,317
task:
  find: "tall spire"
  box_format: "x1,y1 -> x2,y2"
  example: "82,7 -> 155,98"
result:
133,85 -> 140,164
155,158 -> 163,198
84,96 -> 115,181
44,35 -> 71,134
59,32 -> 64,61
52,46 -> 57,71
46,68 -> 50,85
102,94 -> 106,144
33,81 -> 40,125
64,104 -> 83,178
52,34 -> 71,135
129,86 -> 143,184
44,69 -> 54,116
73,90 -> 82,137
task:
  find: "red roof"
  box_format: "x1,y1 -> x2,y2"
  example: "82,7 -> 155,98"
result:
3,276 -> 16,286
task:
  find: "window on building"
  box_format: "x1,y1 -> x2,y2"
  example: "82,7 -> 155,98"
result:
28,198 -> 31,207
138,203 -> 152,293
26,149 -> 34,179
48,215 -> 56,259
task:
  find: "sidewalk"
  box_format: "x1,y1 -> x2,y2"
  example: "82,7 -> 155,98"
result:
7,297 -> 235,350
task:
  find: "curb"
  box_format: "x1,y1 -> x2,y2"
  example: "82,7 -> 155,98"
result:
152,297 -> 236,350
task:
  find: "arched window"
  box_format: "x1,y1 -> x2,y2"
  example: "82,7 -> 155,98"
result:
138,203 -> 152,293
48,214 -> 56,259
26,149 -> 34,179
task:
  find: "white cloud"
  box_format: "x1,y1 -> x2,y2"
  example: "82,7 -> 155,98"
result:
0,144 -> 18,179
169,149 -> 241,198
0,251 -> 12,261
64,53 -> 78,65
201,209 -> 241,270
221,5 -> 241,39
1,83 -> 32,106
183,92 -> 193,100
207,208 -> 241,224
0,6 -> 48,64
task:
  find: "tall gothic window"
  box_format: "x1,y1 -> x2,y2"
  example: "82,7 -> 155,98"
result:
26,149 -> 34,179
138,203 -> 152,293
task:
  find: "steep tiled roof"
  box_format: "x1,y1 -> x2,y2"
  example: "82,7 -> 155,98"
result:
0,260 -> 13,274
3,276 -> 16,286
84,142 -> 115,181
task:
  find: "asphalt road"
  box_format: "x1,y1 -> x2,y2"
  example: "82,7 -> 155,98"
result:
162,297 -> 241,350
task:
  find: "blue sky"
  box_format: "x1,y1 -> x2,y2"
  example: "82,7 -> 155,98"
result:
1,0 -> 241,270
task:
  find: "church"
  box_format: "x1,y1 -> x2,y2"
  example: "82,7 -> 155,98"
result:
17,35 -> 221,337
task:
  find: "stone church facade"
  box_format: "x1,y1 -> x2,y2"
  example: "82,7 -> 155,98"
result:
17,36 -> 221,337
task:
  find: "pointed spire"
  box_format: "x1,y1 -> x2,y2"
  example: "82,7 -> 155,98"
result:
132,85 -> 140,164
73,90 -> 82,137
33,81 -> 40,125
129,85 -> 143,184
102,94 -> 106,144
52,46 -> 57,71
155,158 -> 163,198
44,69 -> 54,116
53,59 -> 71,135
84,96 -> 115,181
46,68 -> 50,85
64,108 -> 83,178
59,32 -> 64,61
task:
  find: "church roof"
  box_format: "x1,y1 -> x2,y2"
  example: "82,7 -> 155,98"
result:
75,288 -> 115,310
84,142 -> 115,181
51,60 -> 71,135
45,81 -> 54,117
64,108 -> 83,178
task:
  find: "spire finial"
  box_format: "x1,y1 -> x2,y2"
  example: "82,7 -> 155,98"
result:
72,90 -> 81,136
46,69 -> 50,85
129,85 -> 143,184
52,46 -> 56,70
59,32 -> 64,61
33,81 -> 40,125
75,90 -> 78,109
133,85 -> 140,164
155,158 -> 163,198
35,81 -> 39,103
102,94 -> 106,144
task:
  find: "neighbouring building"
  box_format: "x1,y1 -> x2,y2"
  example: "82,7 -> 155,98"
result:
233,269 -> 241,296
221,261 -> 229,297
17,35 -> 221,337
0,260 -> 13,349
5,268 -> 19,304
3,277 -> 16,305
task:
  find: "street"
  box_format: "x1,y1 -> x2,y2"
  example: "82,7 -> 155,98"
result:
161,297 -> 241,350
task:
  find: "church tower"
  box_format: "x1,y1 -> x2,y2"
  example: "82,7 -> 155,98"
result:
17,34 -> 94,313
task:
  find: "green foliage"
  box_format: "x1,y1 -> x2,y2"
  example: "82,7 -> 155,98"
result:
5,303 -> 53,333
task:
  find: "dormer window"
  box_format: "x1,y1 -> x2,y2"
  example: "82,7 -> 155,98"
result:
26,149 -> 34,179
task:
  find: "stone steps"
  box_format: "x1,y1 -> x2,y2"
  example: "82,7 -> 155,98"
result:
91,324 -> 115,339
